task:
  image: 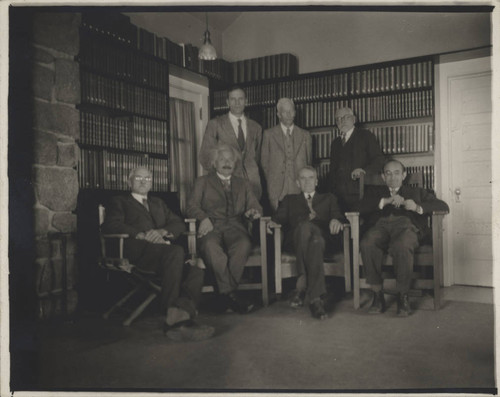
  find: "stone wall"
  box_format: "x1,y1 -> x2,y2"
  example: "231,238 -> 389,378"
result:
30,12 -> 81,319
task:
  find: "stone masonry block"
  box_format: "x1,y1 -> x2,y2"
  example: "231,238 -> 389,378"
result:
32,46 -> 54,64
34,167 -> 78,211
52,212 -> 76,233
33,13 -> 81,56
33,63 -> 54,101
33,100 -> 79,138
57,143 -> 76,167
35,236 -> 51,259
33,130 -> 58,166
55,59 -> 80,104
34,207 -> 50,236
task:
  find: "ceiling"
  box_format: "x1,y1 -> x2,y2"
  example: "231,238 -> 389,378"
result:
188,12 -> 242,32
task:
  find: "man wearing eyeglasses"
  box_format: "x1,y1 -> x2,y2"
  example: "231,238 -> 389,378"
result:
102,166 -> 214,341
328,107 -> 385,211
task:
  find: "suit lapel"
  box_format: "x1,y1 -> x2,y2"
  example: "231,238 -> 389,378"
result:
271,126 -> 285,152
208,173 -> 227,202
127,194 -> 152,217
222,114 -> 240,149
292,127 -> 305,158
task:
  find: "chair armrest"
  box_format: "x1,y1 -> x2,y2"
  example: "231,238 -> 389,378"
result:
102,233 -> 130,239
184,218 -> 197,258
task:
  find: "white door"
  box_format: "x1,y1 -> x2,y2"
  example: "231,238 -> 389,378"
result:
169,75 -> 209,177
438,56 -> 492,287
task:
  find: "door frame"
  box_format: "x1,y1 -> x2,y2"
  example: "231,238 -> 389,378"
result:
169,74 -> 210,177
436,55 -> 492,286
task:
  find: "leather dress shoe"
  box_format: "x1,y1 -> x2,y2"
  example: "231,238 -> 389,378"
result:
164,320 -> 215,342
397,293 -> 411,317
289,289 -> 305,308
309,299 -> 327,320
223,292 -> 255,314
368,291 -> 386,314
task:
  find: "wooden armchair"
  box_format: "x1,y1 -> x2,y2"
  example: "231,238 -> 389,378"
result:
346,172 -> 448,310
185,217 -> 269,307
98,204 -> 162,326
267,219 -> 352,297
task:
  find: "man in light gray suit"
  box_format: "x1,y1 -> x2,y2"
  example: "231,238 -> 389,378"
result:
199,85 -> 263,199
261,98 -> 312,211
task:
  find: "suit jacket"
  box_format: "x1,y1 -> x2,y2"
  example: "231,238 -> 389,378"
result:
261,124 -> 312,209
272,192 -> 344,244
328,127 -> 385,197
357,185 -> 449,239
199,113 -> 263,199
101,194 -> 186,261
186,173 -> 263,230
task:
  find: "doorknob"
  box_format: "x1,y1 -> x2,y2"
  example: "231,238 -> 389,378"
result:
454,188 -> 461,203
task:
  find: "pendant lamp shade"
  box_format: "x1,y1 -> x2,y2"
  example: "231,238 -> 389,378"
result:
198,13 -> 217,60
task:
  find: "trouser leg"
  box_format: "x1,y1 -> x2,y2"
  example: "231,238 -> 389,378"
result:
388,222 -> 419,293
179,265 -> 205,309
223,226 -> 252,292
156,244 -> 185,312
293,221 -> 327,301
360,225 -> 389,287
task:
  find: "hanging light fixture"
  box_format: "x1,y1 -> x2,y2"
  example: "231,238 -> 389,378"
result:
198,12 -> 217,60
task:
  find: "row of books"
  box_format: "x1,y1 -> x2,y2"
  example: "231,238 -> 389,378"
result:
350,90 -> 433,122
81,71 -> 169,120
278,73 -> 350,101
294,100 -> 350,129
79,32 -> 169,91
311,128 -> 341,159
79,149 -> 169,191
212,83 -> 277,111
231,54 -> 299,84
136,27 -> 184,66
372,123 -> 434,155
81,12 -> 136,47
405,166 -> 435,191
79,111 -> 169,154
314,162 -> 435,191
349,60 -> 433,95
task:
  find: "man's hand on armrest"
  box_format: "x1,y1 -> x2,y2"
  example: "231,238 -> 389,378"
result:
329,219 -> 344,235
266,220 -> 280,235
198,218 -> 214,238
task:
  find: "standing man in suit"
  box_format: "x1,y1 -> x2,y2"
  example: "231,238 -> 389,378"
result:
187,144 -> 263,314
199,85 -> 263,199
328,107 -> 385,210
268,166 -> 344,320
358,160 -> 449,316
261,97 -> 312,211
102,167 -> 214,340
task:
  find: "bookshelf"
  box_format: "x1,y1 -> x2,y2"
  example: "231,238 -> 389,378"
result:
77,12 -> 170,192
210,56 -> 436,191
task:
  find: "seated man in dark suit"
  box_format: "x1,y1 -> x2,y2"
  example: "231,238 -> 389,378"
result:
187,144 -> 262,314
102,166 -> 214,340
358,160 -> 449,316
268,166 -> 345,320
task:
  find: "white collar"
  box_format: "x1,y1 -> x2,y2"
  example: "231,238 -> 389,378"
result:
229,112 -> 245,124
304,191 -> 316,199
216,172 -> 231,181
280,123 -> 294,134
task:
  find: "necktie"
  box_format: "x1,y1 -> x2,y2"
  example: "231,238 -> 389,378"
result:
390,188 -> 397,196
237,118 -> 245,151
221,178 -> 231,192
341,133 -> 346,146
142,198 -> 149,211
306,194 -> 316,220
285,128 -> 291,144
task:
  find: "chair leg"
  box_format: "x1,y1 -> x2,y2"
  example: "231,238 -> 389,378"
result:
103,284 -> 142,320
343,227 -> 351,293
122,291 -> 157,326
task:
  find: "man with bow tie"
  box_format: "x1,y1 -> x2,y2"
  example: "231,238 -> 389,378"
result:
261,97 -> 312,211
102,167 -> 214,340
328,107 -> 385,211
187,144 -> 262,314
357,160 -> 449,316
268,166 -> 345,320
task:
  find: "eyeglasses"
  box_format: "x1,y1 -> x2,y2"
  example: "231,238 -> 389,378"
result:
133,176 -> 152,182
335,114 -> 353,122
